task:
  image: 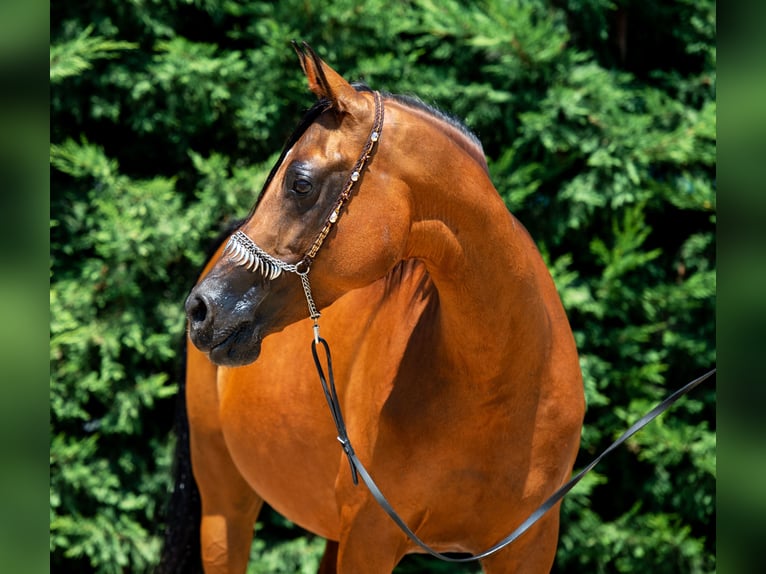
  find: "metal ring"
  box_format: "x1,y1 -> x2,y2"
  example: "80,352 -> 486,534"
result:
295,258 -> 311,276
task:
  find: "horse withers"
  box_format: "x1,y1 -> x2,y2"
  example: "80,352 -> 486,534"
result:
162,44 -> 584,573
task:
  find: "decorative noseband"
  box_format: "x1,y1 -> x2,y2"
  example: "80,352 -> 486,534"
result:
222,90 -> 384,321
223,230 -> 300,280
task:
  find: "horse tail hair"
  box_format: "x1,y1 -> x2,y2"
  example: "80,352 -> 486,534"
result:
156,219 -> 244,573
156,338 -> 204,573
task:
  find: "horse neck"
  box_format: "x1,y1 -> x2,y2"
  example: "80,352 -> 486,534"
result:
389,103 -> 552,379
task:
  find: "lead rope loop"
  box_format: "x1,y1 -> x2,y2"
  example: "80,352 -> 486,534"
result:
307,325 -> 716,563
301,266 -> 358,483
311,336 -> 359,485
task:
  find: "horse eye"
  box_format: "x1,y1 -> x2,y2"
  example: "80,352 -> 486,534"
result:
291,178 -> 313,195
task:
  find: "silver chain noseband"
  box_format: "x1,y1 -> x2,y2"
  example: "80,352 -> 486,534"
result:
222,90 -> 384,336
223,230 -> 300,279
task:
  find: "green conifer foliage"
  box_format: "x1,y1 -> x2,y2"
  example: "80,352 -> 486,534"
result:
51,1 -> 714,571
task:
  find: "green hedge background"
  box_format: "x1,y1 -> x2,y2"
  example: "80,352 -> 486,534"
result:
50,1 -> 716,572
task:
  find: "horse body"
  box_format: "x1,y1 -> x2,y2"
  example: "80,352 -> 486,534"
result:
177,45 -> 584,573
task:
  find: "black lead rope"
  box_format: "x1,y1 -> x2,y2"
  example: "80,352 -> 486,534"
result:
311,337 -> 359,485
311,336 -> 715,562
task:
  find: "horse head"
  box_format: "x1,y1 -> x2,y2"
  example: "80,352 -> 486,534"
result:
185,43 -> 411,366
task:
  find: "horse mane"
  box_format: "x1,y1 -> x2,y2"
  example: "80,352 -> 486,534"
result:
382,91 -> 486,167
357,84 -> 488,173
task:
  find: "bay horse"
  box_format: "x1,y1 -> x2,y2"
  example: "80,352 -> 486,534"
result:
162,44 -> 584,573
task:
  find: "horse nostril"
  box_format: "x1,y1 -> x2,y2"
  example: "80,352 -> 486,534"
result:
186,293 -> 209,326
185,290 -> 217,351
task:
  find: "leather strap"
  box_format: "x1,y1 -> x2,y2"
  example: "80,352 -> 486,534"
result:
311,336 -> 715,562
312,337 -> 359,485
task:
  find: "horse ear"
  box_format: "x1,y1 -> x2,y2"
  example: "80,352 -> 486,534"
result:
292,41 -> 364,115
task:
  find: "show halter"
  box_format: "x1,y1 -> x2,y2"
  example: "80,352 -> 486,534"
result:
223,90 -> 383,482
222,89 -> 716,562
223,90 -> 383,334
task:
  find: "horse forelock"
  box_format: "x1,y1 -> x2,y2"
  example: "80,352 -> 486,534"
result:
249,96 -> 333,215
248,82 -> 372,215
251,85 -> 487,218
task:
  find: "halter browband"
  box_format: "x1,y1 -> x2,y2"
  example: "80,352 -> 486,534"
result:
223,90 -> 384,321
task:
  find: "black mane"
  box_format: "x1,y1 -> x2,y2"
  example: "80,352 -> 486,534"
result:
359,82 -> 484,156
384,91 -> 484,154
250,96 -> 333,212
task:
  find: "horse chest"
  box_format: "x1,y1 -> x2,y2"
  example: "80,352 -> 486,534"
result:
217,362 -> 344,538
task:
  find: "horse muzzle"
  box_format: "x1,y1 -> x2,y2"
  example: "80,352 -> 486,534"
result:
185,275 -> 268,366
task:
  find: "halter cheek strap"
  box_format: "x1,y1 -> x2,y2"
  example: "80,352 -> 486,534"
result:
222,90 -> 384,330
302,92 -> 383,267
